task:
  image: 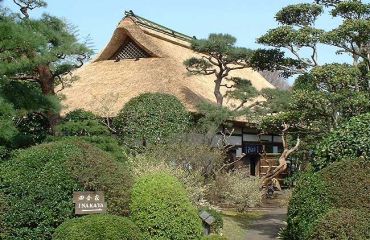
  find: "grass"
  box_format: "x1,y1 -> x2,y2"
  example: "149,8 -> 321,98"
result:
221,209 -> 263,240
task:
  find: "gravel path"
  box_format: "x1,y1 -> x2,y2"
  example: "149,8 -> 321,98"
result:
244,207 -> 287,240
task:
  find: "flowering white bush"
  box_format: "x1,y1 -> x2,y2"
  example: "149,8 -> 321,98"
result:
129,155 -> 208,206
209,170 -> 263,211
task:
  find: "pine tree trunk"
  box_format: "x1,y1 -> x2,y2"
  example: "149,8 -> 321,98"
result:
37,65 -> 60,132
214,79 -> 223,106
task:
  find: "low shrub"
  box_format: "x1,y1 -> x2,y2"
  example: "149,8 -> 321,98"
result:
63,109 -> 98,122
208,170 -> 263,211
114,93 -> 190,147
313,112 -> 370,170
53,214 -> 143,240
49,135 -> 127,163
284,158 -> 370,239
56,109 -> 110,137
56,120 -> 110,136
130,155 -> 208,205
0,192 -> 9,239
309,208 -> 370,240
130,173 -> 203,239
0,140 -> 132,239
147,142 -> 225,178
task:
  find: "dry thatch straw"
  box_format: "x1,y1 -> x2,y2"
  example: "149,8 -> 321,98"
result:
60,15 -> 274,118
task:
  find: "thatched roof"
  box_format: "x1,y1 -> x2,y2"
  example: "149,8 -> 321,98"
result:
60,11 -> 274,118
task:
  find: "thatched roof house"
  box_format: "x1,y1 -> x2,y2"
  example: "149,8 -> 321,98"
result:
61,11 -> 274,117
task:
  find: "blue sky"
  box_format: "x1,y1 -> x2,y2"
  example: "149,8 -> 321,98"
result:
3,0 -> 351,67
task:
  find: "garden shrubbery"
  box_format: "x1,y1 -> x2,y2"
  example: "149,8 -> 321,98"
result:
284,158 -> 370,239
56,109 -> 110,137
53,214 -> 143,240
208,170 -> 263,211
130,172 -> 203,240
313,112 -> 370,170
309,208 -> 370,240
0,140 -> 132,239
114,93 -> 190,147
130,155 -> 207,205
147,142 -> 225,178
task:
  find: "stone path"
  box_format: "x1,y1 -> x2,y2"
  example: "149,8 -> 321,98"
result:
244,207 -> 287,240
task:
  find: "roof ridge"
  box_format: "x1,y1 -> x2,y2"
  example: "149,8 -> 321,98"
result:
124,10 -> 195,42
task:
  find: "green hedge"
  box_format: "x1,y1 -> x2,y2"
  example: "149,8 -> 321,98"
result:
284,159 -> 370,239
48,136 -> 127,163
130,173 -> 203,239
0,140 -> 132,239
313,113 -> 370,170
309,208 -> 370,240
56,109 -> 110,137
63,109 -> 98,122
114,93 -> 190,147
53,214 -> 143,240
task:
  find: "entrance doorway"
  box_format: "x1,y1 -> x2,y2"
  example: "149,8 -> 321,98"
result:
249,155 -> 260,176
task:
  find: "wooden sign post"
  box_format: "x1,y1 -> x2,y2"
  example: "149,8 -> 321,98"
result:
73,191 -> 107,215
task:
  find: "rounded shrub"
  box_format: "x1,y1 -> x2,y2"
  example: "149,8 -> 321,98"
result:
64,109 -> 98,122
49,135 -> 128,163
0,140 -> 132,240
130,172 -> 203,240
309,208 -> 370,240
53,214 -> 143,240
313,112 -> 370,170
284,158 -> 370,239
113,93 -> 190,147
57,109 -> 110,137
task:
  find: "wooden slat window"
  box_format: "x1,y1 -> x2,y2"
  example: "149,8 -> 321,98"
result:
112,39 -> 150,60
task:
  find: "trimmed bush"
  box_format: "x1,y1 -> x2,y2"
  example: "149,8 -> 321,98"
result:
114,93 -> 190,147
0,192 -> 9,239
284,158 -> 370,239
130,155 -> 207,206
56,109 -> 110,137
309,208 -> 370,240
0,140 -> 132,240
53,214 -> 143,240
48,136 -> 128,163
314,113 -> 370,170
63,109 -> 98,122
130,173 -> 203,239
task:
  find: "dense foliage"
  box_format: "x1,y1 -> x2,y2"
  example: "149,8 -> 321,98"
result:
147,142 -> 225,178
53,215 -> 143,240
56,109 -> 110,137
309,208 -> 370,240
284,158 -> 370,239
130,173 -> 203,240
208,170 -> 263,211
0,5 -> 92,127
184,34 -> 254,107
114,93 -> 190,147
130,155 -> 207,206
0,140 -> 132,239
313,112 -> 370,170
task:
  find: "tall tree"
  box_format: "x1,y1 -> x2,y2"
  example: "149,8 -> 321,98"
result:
184,34 -> 254,106
253,0 -> 370,136
0,2 -> 92,129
